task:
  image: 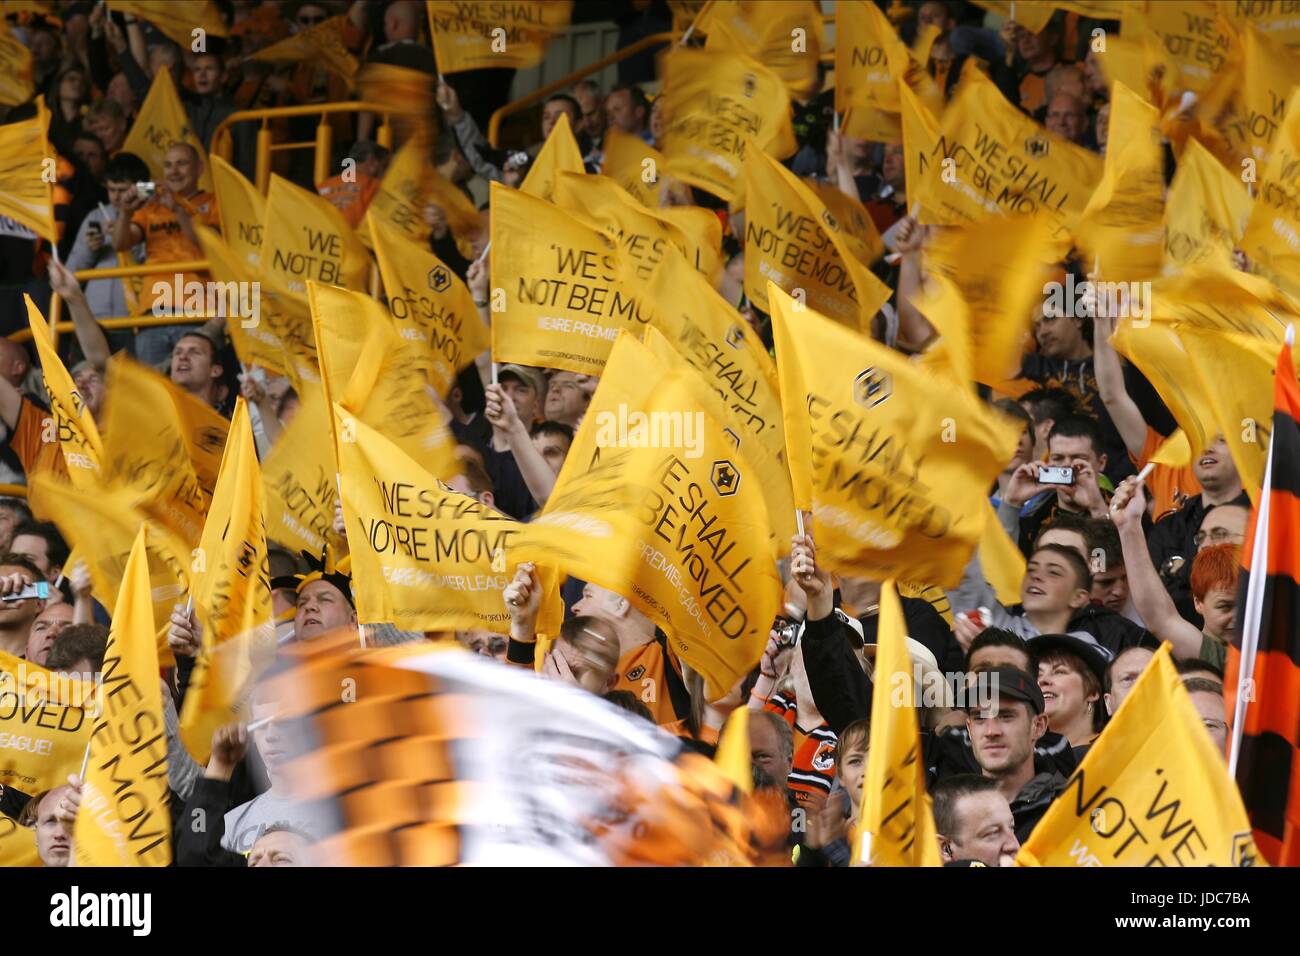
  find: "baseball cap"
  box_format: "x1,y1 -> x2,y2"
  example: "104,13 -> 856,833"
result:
1028,632 -> 1111,687
498,364 -> 546,395
965,665 -> 1045,715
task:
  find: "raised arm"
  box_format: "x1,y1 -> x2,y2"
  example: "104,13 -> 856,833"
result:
48,261 -> 110,373
893,218 -> 937,352
1093,314 -> 1148,460
1111,476 -> 1203,658
483,383 -> 556,506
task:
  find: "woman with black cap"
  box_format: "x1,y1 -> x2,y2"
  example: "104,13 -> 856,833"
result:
1030,633 -> 1110,758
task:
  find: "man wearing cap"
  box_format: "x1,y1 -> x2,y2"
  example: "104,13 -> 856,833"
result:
964,665 -> 1067,842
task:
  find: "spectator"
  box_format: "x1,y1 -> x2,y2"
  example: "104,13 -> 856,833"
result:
1043,92 -> 1089,145
542,371 -> 591,429
961,665 -> 1065,842
111,143 -> 220,366
604,84 -> 651,142
247,824 -> 314,867
10,520 -> 69,584
1019,387 -> 1078,463
571,78 -> 606,147
46,64 -> 93,155
471,367 -> 549,519
749,710 -> 794,791
0,554 -> 46,658
1184,677 -> 1228,755
185,48 -> 258,178
317,141 -> 390,228
66,152 -> 150,322
529,420 -> 573,476
71,132 -> 108,185
20,785 -> 74,867
25,603 -> 74,666
83,99 -> 129,157
0,499 -> 33,553
1103,645 -> 1155,716
1001,415 -> 1112,554
1030,633 -> 1109,753
933,774 -> 1021,867
540,615 -> 621,694
798,718 -> 867,868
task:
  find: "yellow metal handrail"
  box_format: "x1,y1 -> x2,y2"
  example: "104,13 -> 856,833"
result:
0,484 -> 28,500
488,31 -> 675,148
211,101 -> 395,194
36,260 -> 213,351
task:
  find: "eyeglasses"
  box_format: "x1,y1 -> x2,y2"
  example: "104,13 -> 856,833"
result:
1193,527 -> 1244,548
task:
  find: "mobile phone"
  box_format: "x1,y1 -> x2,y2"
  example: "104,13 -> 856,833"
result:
135,181 -> 157,200
1038,465 -> 1074,486
2,581 -> 49,602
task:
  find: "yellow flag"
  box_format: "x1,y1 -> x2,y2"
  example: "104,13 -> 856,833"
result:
1240,93 -> 1300,297
803,177 -> 886,268
700,0 -> 825,100
1220,0 -> 1300,47
643,248 -> 785,464
356,134 -> 434,249
210,154 -> 263,268
912,67 -> 1103,237
335,405 -> 564,636
308,281 -> 461,482
899,80 -> 953,226
912,272 -> 975,389
180,401 -> 274,763
922,213 -> 1056,386
26,295 -> 104,486
969,0 -> 1055,32
370,213 -> 489,398
515,333 -> 783,699
0,102 -> 55,241
0,650 -> 95,795
0,16 -> 33,107
741,148 -> 891,332
1162,138 -> 1252,273
1017,644 -> 1261,866
554,170 -> 722,284
428,166 -> 484,250
250,14 -> 358,85
1077,82 -> 1166,282
74,526 -> 171,867
262,384 -> 346,558
489,181 -> 645,374
600,127 -> 665,208
107,0 -> 227,47
1179,326 -> 1298,500
854,580 -> 942,867
1122,1 -> 1235,94
1207,21 -> 1300,165
520,111 -> 584,204
428,0 -> 573,73
660,47 -> 797,204
1149,266 -> 1298,341
100,356 -> 219,549
643,324 -> 796,549
713,705 -> 753,793
1111,320 -> 1220,462
30,476 -> 188,666
979,503 -> 1028,606
770,284 -> 1021,586
837,0 -> 944,143
262,173 -> 370,295
121,67 -> 213,193
1151,428 -> 1193,468
196,223 -> 320,391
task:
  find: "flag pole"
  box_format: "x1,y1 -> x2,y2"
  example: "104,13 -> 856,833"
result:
1227,326 -> 1293,773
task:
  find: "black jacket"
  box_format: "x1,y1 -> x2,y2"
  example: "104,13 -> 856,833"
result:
799,607 -> 872,737
1012,768 -> 1068,844
1146,490 -> 1252,627
1065,604 -> 1151,658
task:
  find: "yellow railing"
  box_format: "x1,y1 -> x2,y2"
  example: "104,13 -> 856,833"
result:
211,101 -> 395,193
19,260 -> 212,351
0,484 -> 27,500
488,31 -> 677,148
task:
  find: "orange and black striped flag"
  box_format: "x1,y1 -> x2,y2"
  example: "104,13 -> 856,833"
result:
1226,330 -> 1300,867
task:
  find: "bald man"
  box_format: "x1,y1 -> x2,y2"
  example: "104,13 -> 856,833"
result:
1044,93 -> 1088,145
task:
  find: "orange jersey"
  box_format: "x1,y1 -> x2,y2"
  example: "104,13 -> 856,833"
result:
317,172 -> 381,229
131,193 -> 220,314
612,632 -> 692,731
765,691 -> 837,806
1135,427 -> 1201,521
8,397 -> 67,483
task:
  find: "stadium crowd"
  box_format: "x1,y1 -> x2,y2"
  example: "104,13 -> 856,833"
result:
0,0 -> 1283,868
